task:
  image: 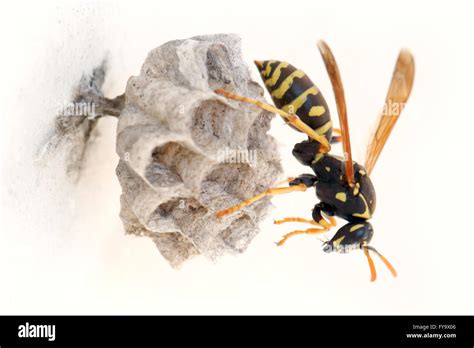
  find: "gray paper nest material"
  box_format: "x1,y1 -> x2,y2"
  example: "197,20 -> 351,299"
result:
116,34 -> 283,267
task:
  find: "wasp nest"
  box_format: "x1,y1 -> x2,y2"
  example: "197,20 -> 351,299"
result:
116,34 -> 283,267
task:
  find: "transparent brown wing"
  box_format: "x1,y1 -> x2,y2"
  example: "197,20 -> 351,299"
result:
365,49 -> 415,175
317,40 -> 354,186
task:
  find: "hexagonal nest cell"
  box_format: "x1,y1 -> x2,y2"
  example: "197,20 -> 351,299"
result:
115,34 -> 283,267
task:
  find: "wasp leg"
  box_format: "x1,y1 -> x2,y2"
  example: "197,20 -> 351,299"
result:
275,203 -> 337,246
272,176 -> 296,186
274,217 -> 321,225
216,185 -> 307,219
215,175 -> 316,219
312,203 -> 337,229
274,216 -> 336,228
273,202 -> 336,227
276,227 -> 327,246
215,89 -> 331,153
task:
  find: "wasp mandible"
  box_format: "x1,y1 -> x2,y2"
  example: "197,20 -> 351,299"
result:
215,40 -> 415,281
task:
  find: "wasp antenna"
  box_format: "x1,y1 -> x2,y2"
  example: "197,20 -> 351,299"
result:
363,246 -> 377,282
367,246 -> 398,278
315,237 -> 326,243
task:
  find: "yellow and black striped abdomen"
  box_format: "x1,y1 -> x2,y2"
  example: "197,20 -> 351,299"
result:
256,60 -> 332,141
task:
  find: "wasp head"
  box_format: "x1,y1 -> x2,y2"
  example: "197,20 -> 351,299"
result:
323,222 -> 373,254
322,221 -> 397,281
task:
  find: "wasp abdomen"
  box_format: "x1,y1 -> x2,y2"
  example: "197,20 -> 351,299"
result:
256,60 -> 332,141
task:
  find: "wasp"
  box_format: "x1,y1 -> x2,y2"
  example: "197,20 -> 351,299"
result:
215,40 -> 414,281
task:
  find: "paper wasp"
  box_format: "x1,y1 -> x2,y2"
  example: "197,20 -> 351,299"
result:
214,40 -> 414,281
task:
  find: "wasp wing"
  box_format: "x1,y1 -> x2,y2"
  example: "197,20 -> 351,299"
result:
317,40 -> 355,185
364,49 -> 415,175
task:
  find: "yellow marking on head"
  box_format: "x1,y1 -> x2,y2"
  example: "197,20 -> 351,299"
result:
264,61 -> 289,87
335,192 -> 347,202
314,120 -> 332,135
271,70 -> 306,99
352,194 -> 371,219
263,60 -> 276,77
332,236 -> 345,249
349,224 -> 365,233
309,105 -> 326,117
359,169 -> 366,176
281,86 -> 319,114
325,167 -> 331,172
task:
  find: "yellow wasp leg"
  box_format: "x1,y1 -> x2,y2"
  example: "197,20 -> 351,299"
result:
274,216 -> 336,228
215,89 -> 331,153
216,184 -> 308,219
276,227 -> 327,246
274,217 -> 320,225
273,177 -> 296,186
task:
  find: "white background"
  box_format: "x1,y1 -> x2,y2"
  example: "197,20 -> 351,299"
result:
1,0 -> 473,314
